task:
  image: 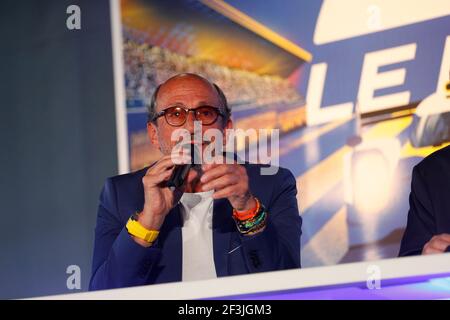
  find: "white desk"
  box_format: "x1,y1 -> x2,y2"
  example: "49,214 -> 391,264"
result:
35,254 -> 450,300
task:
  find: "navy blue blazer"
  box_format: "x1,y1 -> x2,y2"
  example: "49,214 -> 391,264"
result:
399,145 -> 450,256
89,163 -> 302,290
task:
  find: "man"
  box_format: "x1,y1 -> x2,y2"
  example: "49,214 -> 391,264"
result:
399,145 -> 450,256
89,73 -> 302,290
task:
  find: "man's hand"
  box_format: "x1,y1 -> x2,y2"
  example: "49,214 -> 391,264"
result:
422,234 -> 450,255
139,154 -> 191,232
200,158 -> 256,211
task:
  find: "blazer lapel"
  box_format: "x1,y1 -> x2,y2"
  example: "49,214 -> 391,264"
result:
157,204 -> 183,283
212,198 -> 234,277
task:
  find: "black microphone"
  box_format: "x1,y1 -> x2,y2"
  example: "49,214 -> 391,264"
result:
167,143 -> 200,190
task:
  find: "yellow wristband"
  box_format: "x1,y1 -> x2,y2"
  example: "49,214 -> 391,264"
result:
126,218 -> 159,243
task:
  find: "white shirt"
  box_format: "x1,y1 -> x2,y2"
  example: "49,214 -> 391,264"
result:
179,190 -> 217,282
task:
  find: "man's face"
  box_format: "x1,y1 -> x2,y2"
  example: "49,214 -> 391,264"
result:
147,75 -> 232,155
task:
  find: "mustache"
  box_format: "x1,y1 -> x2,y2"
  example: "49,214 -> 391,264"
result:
177,135 -> 215,144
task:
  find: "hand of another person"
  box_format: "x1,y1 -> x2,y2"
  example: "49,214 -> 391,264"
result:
422,234 -> 450,255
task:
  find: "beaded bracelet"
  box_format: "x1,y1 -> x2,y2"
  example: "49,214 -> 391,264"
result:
232,197 -> 260,221
233,198 -> 268,235
237,212 -> 267,234
245,219 -> 267,236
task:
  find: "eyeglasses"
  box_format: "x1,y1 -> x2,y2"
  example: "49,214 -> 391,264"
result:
152,105 -> 226,127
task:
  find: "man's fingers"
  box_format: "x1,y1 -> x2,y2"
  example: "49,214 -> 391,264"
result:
422,235 -> 450,255
212,185 -> 237,200
430,238 -> 450,252
423,246 -> 445,255
202,155 -> 229,171
146,155 -> 191,175
186,169 -> 199,182
201,164 -> 233,183
158,168 -> 174,183
143,166 -> 174,188
435,234 -> 450,242
145,152 -> 194,187
202,174 -> 238,192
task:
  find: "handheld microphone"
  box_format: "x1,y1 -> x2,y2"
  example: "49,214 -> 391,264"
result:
167,143 -> 200,190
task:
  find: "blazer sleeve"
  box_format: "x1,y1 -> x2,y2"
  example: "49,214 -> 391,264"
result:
89,178 -> 162,290
240,167 -> 302,273
399,165 -> 436,256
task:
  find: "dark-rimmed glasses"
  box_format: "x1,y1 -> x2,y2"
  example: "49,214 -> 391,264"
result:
152,105 -> 225,127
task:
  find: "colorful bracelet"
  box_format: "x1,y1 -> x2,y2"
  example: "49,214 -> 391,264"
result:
232,197 -> 260,221
233,198 -> 268,235
236,213 -> 267,235
245,219 -> 267,236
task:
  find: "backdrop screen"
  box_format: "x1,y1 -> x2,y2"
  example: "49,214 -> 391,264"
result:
120,0 -> 450,268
